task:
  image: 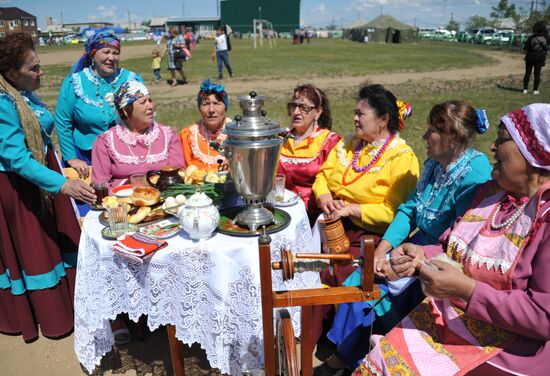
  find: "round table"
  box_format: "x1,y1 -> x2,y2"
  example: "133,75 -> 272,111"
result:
74,197 -> 320,375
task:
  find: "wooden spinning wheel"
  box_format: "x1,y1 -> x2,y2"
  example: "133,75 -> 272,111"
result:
259,232 -> 380,375
276,309 -> 299,376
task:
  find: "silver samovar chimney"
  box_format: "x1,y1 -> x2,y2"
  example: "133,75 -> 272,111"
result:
222,91 -> 283,231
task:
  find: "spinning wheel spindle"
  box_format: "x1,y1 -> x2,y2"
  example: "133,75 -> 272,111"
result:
271,250 -> 355,281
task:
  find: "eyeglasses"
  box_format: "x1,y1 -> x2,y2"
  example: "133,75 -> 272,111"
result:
287,102 -> 317,114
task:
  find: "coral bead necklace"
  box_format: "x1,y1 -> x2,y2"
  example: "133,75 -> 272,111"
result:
342,134 -> 394,186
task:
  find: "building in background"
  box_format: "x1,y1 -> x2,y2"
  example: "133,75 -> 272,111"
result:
166,16 -> 220,38
0,7 -> 38,39
220,0 -> 300,34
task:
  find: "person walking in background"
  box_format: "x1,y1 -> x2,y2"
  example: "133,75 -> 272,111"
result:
212,27 -> 233,80
184,29 -> 192,50
166,27 -> 188,87
523,21 -> 548,95
151,47 -> 162,84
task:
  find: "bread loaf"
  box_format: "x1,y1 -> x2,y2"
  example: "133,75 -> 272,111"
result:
132,186 -> 161,206
128,206 -> 152,224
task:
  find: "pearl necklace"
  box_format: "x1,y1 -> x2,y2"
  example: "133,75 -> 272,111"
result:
490,201 -> 528,230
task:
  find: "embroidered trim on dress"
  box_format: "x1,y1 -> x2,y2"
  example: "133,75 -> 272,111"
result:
279,131 -> 337,165
336,134 -> 409,175
447,233 -> 512,274
106,123 -> 171,165
414,149 -> 482,223
189,122 -> 227,165
71,68 -> 136,108
115,123 -> 160,146
362,358 -> 384,376
337,134 -> 406,167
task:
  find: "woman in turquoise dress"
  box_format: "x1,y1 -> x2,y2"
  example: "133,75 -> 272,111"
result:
0,33 -> 95,341
55,29 -> 143,214
315,101 -> 493,374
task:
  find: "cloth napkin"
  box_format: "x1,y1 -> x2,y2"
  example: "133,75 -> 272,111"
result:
112,233 -> 167,261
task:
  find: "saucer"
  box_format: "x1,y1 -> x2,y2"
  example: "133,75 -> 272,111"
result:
275,191 -> 300,207
101,224 -> 139,240
112,184 -> 134,198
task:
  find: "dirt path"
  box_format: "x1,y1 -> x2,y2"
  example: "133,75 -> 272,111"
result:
150,49 -> 524,100
39,44 -> 524,100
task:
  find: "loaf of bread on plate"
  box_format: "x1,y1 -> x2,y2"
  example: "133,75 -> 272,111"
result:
128,206 -> 152,224
132,186 -> 161,206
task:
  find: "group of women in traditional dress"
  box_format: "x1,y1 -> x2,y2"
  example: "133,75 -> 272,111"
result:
1,29 -> 549,376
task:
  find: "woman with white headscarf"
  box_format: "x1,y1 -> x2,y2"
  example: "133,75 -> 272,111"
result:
354,103 -> 550,376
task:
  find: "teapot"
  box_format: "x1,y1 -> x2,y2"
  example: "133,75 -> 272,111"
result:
178,191 -> 220,240
146,166 -> 183,191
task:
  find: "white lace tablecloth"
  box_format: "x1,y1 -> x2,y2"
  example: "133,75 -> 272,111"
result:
74,199 -> 320,375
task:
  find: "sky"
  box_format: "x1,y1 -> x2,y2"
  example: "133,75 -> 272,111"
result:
8,0 -> 538,29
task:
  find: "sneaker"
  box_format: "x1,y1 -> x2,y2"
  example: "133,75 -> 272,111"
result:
522,89 -> 528,94
534,90 -> 540,95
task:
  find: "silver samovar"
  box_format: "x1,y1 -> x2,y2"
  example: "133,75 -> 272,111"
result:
221,91 -> 283,231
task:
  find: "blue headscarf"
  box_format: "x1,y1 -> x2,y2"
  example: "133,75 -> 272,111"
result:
71,28 -> 121,74
197,79 -> 228,109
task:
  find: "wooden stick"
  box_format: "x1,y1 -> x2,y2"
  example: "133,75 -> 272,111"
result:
166,325 -> 186,376
259,232 -> 276,376
300,305 -> 313,375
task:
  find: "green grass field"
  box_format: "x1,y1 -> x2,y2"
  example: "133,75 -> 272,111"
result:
39,39 -> 549,164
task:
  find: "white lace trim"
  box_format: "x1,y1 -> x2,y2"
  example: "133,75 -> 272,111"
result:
364,358 -> 383,376
72,68 -> 136,108
279,131 -> 336,165
106,123 -> 171,165
189,122 -> 227,165
114,123 -> 160,146
448,233 -> 512,274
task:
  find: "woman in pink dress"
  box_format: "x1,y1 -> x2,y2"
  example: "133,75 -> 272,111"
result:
354,103 -> 550,376
277,84 -> 340,222
92,80 -> 185,191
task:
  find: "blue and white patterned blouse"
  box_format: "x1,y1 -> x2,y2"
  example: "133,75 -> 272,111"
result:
383,149 -> 492,247
54,67 -> 143,161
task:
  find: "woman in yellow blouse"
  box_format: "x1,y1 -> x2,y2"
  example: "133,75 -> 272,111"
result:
311,84 -> 419,345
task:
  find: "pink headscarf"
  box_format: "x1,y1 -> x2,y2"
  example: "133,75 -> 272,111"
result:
500,103 -> 550,171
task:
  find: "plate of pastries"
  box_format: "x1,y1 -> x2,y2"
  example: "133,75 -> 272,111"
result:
99,186 -> 168,226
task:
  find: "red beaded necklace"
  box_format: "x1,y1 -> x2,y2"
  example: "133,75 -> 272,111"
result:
341,134 -> 395,186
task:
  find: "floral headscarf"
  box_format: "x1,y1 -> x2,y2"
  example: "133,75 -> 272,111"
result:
71,28 -> 121,74
197,79 -> 228,109
106,80 -> 149,110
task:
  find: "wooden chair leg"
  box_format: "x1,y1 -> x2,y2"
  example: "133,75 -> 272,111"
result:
301,305 -> 313,375
166,324 -> 186,376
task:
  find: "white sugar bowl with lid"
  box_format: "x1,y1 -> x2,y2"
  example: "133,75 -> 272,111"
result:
178,191 -> 220,240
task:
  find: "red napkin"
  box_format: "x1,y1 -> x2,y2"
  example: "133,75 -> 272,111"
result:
112,233 -> 167,261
